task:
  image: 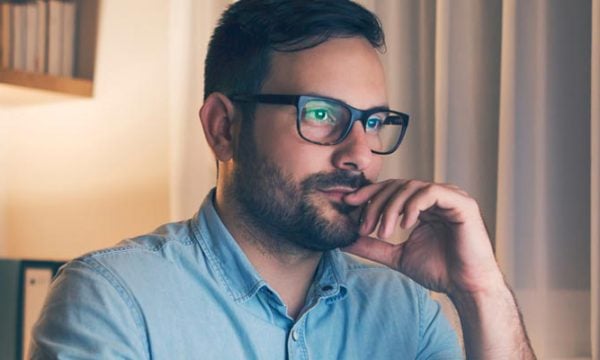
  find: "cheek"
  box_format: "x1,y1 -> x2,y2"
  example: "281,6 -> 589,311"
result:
253,110 -> 332,177
252,108 -> 299,150
274,142 -> 334,180
367,158 -> 383,182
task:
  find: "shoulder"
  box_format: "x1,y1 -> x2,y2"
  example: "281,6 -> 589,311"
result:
52,219 -> 204,300
73,219 -> 197,270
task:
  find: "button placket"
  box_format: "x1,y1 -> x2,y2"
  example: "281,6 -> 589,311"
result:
287,319 -> 308,360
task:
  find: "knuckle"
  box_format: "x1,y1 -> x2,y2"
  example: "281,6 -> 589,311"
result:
382,211 -> 395,225
465,196 -> 479,210
422,183 -> 438,196
405,179 -> 425,189
405,198 -> 420,212
447,183 -> 462,191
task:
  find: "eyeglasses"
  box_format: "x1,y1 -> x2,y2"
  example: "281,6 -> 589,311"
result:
229,94 -> 410,155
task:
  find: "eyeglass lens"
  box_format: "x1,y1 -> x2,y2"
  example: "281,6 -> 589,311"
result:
299,98 -> 404,153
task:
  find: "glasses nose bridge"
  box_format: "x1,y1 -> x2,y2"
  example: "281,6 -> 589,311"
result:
349,107 -> 370,130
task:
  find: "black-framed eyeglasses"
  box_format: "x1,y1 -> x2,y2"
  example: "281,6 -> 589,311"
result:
229,94 -> 410,155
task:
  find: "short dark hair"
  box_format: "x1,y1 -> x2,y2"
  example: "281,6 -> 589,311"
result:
203,0 -> 386,100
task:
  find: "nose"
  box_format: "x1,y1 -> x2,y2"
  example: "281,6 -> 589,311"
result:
331,122 -> 374,172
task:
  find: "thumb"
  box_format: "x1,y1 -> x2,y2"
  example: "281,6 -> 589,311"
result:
342,236 -> 403,270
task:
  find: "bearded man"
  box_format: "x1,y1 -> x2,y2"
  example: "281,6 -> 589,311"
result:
31,1 -> 535,359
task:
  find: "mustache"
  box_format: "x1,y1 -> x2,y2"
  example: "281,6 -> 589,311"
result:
301,170 -> 371,191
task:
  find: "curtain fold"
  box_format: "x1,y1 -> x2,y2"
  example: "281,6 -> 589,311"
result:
374,0 -> 436,183
591,0 -> 600,358
501,1 -> 591,356
373,0 -> 594,357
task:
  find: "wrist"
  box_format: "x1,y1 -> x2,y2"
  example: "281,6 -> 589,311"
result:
447,268 -> 508,303
448,280 -> 536,359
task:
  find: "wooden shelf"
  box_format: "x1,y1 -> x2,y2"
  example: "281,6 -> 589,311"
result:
0,69 -> 93,96
0,0 -> 99,97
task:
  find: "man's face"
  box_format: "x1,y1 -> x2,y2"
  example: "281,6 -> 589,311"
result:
231,37 -> 387,252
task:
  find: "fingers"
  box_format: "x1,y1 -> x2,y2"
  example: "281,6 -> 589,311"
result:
377,180 -> 429,237
401,186 -> 443,229
345,179 -> 475,239
359,181 -> 406,237
343,179 -> 396,206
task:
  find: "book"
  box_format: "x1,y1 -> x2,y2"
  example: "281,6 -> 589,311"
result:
0,2 -> 11,69
0,259 -> 64,360
21,267 -> 54,359
35,0 -> 47,73
25,1 -> 37,72
47,0 -> 62,76
61,0 -> 76,77
12,2 -> 27,71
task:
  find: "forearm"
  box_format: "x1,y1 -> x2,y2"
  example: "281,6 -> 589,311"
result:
449,282 -> 536,360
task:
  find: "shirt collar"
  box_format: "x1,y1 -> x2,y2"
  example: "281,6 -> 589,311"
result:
191,189 -> 349,304
307,250 -> 349,303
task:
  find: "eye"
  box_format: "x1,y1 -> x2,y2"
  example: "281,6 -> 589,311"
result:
365,117 -> 382,132
307,109 -> 331,122
303,104 -> 338,125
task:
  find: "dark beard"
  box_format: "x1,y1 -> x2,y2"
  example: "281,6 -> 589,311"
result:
230,133 -> 370,253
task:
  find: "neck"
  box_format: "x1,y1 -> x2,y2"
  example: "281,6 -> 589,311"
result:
214,186 -> 323,319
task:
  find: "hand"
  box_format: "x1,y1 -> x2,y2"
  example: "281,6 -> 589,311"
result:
342,179 -> 504,296
343,179 -> 537,358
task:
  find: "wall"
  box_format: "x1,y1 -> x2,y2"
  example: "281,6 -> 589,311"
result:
0,0 -> 173,260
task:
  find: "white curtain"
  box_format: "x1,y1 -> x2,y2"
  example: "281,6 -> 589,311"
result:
370,0 -> 597,358
171,0 -> 598,358
591,0 -> 599,358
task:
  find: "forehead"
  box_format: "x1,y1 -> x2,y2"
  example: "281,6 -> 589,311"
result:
260,37 -> 388,109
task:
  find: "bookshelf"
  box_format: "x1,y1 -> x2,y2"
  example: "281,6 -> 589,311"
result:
0,0 -> 100,97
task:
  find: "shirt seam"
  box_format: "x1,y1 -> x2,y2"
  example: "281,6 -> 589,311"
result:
348,267 -> 394,274
300,316 -> 309,360
326,252 -> 344,286
81,234 -> 193,258
79,257 -> 151,359
418,286 -> 426,342
189,215 -> 258,302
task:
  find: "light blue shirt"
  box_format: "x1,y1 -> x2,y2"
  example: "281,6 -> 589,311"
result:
31,191 -> 463,359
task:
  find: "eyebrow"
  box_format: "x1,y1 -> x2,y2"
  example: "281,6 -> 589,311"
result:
304,91 -> 390,111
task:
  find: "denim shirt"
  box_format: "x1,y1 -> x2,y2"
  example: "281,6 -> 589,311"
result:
31,191 -> 463,359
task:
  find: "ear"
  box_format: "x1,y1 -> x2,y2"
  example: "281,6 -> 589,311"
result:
199,92 -> 237,161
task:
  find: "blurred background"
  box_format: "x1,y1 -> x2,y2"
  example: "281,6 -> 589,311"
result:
0,0 -> 598,358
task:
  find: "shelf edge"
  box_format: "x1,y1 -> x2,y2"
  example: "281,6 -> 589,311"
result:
0,71 -> 94,97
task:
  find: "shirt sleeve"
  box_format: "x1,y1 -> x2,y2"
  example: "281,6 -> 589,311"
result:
416,288 -> 465,360
29,259 -> 149,359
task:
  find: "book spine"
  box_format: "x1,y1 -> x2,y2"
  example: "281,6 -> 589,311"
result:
0,2 -> 11,69
34,0 -> 47,73
25,1 -> 37,72
46,0 -> 62,76
0,3 -> 3,69
12,2 -> 27,71
61,0 -> 75,77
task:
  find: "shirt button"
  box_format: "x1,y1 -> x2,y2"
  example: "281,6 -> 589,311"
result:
291,329 -> 299,341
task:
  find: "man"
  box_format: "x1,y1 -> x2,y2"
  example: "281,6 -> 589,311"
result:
32,0 -> 535,359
